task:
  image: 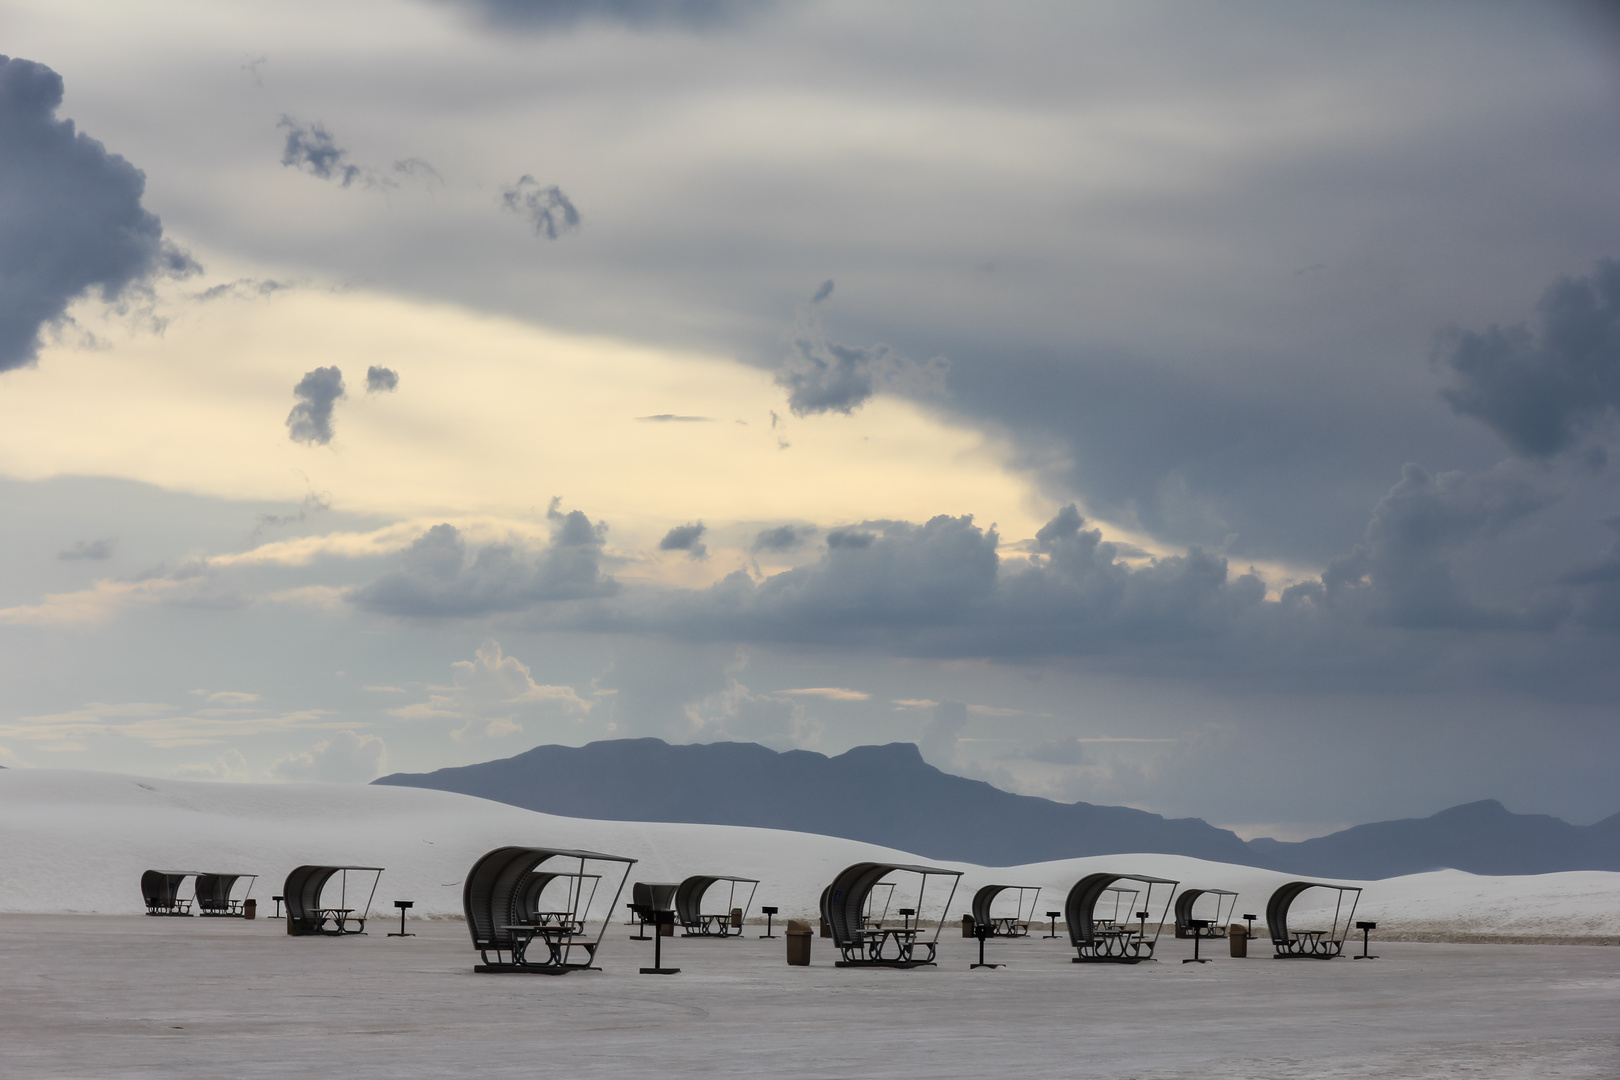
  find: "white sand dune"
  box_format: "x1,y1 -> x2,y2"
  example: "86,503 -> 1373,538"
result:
2,769 -> 1615,939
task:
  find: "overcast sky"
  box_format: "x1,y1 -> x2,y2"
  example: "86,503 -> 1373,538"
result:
3,0 -> 1619,838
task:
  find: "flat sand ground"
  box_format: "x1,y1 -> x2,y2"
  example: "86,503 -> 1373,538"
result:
1,915 -> 1615,1079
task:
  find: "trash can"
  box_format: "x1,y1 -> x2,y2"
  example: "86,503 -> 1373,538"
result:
731,907 -> 743,930
659,917 -> 674,937
961,914 -> 976,938
820,918 -> 831,938
1228,924 -> 1248,958
786,919 -> 812,966
243,899 -> 257,920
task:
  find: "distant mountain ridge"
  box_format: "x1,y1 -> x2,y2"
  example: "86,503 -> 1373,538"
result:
373,738 -> 1620,878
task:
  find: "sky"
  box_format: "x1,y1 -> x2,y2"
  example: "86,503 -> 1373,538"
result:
2,0 -> 1619,839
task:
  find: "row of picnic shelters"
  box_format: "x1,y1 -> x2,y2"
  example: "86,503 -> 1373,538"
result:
139,851 -> 1369,970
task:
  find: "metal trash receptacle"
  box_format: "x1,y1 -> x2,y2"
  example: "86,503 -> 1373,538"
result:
820,918 -> 831,938
243,898 -> 257,920
786,919 -> 812,965
1228,923 -> 1248,958
731,907 -> 743,930
961,914 -> 976,937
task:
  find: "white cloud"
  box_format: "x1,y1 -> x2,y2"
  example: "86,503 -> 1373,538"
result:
173,749 -> 250,782
684,677 -> 820,750
780,687 -> 869,701
389,640 -> 591,742
0,702 -> 347,749
269,731 -> 387,783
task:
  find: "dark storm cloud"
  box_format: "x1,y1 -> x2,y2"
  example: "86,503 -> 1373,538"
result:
0,55 -> 197,373
1436,259 -> 1620,458
776,302 -> 948,417
1293,462 -> 1563,630
58,537 -> 116,561
752,524 -> 810,552
437,0 -> 759,32
278,118 -> 437,190
285,366 -> 346,446
659,521 -> 707,559
278,118 -> 361,186
365,365 -> 399,393
1562,517 -> 1620,630
500,176 -> 580,240
350,501 -> 617,617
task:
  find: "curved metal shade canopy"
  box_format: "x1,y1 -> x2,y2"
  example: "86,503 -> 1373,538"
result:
1174,888 -> 1238,936
195,873 -> 258,916
674,875 -> 759,934
631,881 -> 679,912
970,884 -> 1041,935
1064,873 -> 1179,963
820,862 -> 962,967
463,846 -> 636,971
283,866 -> 385,936
519,871 -> 601,924
1266,881 -> 1362,958
141,870 -> 201,915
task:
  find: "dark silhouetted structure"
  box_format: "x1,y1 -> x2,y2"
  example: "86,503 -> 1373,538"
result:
142,870 -> 199,916
1064,873 -> 1178,963
820,862 -> 961,968
283,866 -> 384,936
464,846 -> 634,973
674,875 -> 759,937
1174,888 -> 1238,938
195,873 -> 257,917
969,884 -> 1041,937
1266,881 -> 1362,959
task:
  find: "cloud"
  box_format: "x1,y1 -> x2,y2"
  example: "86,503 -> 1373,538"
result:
173,748 -> 250,782
249,491 -> 332,542
500,176 -> 580,239
269,730 -> 387,782
776,301 -> 947,417
658,521 -> 707,559
278,118 -> 362,187
58,537 -> 115,561
683,675 -> 817,748
0,701 -> 346,749
752,524 -> 810,552
779,687 -> 869,701
365,365 -> 399,393
0,55 -> 198,373
350,501 -> 617,616
1291,461 -> 1562,629
194,278 -> 293,302
810,279 -> 834,304
278,118 -> 436,191
1021,737 -> 1090,766
192,690 -> 261,705
1436,259 -> 1620,458
390,639 -> 591,741
637,414 -> 713,422
439,0 -> 761,33
286,366 -> 346,445
919,699 -> 967,768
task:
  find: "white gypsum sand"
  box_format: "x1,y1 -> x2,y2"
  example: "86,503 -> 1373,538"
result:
0,768 -> 1616,942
